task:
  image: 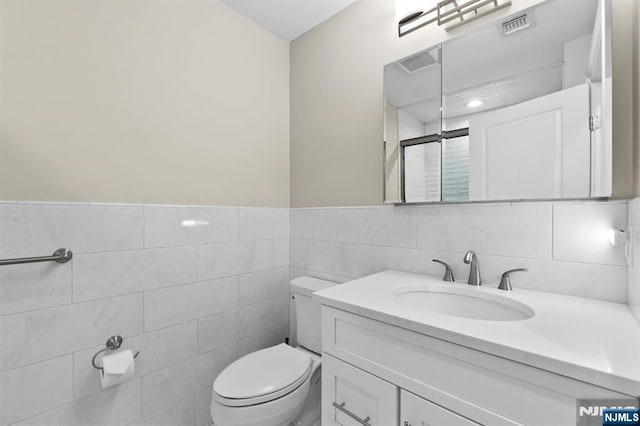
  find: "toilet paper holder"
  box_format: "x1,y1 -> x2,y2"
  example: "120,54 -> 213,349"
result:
91,335 -> 140,375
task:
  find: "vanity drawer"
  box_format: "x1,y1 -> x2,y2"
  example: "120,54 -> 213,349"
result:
401,390 -> 479,426
322,306 -> 627,426
322,353 -> 398,426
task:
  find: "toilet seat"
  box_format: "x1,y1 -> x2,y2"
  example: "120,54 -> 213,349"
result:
213,344 -> 314,407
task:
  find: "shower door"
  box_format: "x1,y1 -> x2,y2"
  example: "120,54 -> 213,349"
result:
468,83 -> 590,201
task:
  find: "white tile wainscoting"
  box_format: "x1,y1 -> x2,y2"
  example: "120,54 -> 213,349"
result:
628,198 -> 640,322
0,198 -> 636,426
0,202 -> 289,426
290,200 -> 630,304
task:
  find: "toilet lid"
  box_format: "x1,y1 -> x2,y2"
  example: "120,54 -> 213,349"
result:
213,344 -> 312,400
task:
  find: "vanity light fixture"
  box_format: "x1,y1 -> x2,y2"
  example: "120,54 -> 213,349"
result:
397,0 -> 439,37
397,0 -> 513,37
467,99 -> 483,108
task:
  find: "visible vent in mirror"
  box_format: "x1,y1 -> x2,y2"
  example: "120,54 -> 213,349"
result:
501,14 -> 531,35
399,51 -> 438,73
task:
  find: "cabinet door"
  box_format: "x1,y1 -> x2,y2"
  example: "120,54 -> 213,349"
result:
322,354 -> 398,426
401,390 -> 479,426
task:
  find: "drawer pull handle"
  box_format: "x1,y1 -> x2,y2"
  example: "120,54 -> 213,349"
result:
332,401 -> 371,426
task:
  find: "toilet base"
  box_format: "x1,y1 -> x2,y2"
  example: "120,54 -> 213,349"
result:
291,367 -> 321,426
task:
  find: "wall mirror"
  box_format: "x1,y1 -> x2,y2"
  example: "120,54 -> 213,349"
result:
384,0 -> 612,203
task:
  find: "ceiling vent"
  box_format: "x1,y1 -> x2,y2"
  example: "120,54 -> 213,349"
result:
399,51 -> 438,73
501,14 -> 531,35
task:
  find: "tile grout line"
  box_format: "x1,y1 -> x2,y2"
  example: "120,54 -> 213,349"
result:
7,378 -> 142,425
71,354 -> 75,401
61,237 -> 280,257
295,237 -> 627,267
2,303 -> 262,375
129,395 -> 197,425
139,374 -> 143,423
71,259 -> 75,306
54,263 -> 286,310
551,204 -> 555,260
142,291 -> 146,334
0,293 -> 138,323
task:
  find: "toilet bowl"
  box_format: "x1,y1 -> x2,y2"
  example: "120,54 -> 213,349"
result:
210,344 -> 321,426
210,276 -> 336,426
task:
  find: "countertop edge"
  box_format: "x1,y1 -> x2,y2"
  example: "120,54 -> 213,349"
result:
314,293 -> 640,397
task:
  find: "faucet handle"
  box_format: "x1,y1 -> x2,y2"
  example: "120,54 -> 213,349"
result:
498,268 -> 528,291
432,259 -> 454,282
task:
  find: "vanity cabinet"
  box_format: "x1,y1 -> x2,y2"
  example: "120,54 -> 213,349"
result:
322,354 -> 397,425
320,306 -> 630,426
401,390 -> 478,426
323,354 -> 477,426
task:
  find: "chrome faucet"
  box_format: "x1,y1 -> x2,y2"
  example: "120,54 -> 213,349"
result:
463,250 -> 481,286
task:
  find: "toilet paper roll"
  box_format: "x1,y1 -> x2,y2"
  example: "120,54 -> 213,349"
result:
100,349 -> 135,389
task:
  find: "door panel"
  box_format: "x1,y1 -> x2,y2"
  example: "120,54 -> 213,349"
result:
469,83 -> 590,200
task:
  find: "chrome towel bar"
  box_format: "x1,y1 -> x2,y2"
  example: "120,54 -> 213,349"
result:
0,248 -> 73,266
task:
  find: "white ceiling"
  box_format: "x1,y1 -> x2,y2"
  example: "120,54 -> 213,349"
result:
222,0 -> 357,42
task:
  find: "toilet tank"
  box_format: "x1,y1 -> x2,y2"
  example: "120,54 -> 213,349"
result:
290,276 -> 337,353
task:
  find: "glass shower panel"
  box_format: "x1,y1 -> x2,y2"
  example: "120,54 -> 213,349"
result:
442,135 -> 469,201
404,142 -> 441,202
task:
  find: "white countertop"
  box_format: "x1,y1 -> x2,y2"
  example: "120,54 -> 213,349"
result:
313,270 -> 640,396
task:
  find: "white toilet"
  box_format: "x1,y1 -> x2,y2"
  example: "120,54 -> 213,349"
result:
210,276 -> 336,426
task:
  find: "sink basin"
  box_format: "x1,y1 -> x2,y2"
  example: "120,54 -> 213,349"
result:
393,285 -> 535,321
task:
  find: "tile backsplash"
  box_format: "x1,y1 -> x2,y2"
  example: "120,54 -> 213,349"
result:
291,200 -> 629,303
0,202 -> 289,426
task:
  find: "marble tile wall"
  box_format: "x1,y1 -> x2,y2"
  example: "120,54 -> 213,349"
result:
0,202 -> 289,426
290,200 -> 629,303
628,198 -> 640,322
0,198 -> 634,426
